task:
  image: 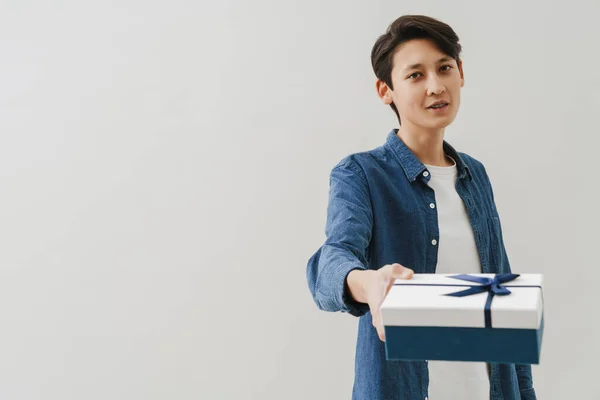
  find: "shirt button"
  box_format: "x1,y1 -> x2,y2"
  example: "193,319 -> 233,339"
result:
423,171 -> 429,177
429,203 -> 435,209
431,239 -> 437,246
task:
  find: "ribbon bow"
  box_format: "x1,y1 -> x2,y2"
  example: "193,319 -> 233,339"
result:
444,273 -> 521,328
444,273 -> 520,297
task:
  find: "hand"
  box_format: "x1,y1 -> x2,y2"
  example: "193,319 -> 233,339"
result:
347,263 -> 414,342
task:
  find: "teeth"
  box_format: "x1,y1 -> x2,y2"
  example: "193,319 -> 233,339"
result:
431,103 -> 446,108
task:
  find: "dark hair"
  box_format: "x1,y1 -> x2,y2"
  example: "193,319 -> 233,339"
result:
371,15 -> 462,124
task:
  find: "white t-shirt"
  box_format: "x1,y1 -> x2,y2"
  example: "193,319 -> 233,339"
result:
424,157 -> 490,400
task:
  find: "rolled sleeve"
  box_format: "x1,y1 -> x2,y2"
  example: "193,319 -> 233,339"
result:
306,158 -> 373,317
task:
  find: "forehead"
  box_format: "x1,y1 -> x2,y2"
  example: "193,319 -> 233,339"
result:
392,38 -> 451,70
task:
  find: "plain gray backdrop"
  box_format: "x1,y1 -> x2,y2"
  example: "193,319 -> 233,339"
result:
0,1 -> 597,399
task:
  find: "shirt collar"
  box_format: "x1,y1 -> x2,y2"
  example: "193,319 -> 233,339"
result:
384,129 -> 472,183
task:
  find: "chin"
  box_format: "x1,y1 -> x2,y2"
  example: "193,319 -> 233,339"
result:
426,113 -> 458,130
422,119 -> 454,130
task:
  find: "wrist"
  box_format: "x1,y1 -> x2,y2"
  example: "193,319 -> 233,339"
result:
346,269 -> 369,304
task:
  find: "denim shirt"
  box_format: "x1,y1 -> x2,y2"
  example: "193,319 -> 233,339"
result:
306,130 -> 536,400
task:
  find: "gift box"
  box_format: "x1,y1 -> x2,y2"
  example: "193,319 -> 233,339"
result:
380,273 -> 544,364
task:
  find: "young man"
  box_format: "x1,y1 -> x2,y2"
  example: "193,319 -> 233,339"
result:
306,15 -> 536,400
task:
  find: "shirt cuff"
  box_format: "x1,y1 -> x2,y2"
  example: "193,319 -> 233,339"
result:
341,266 -> 370,317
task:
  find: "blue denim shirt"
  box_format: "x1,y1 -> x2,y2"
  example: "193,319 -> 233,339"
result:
307,130 -> 536,400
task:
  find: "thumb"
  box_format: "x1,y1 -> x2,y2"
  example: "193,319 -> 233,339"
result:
390,263 -> 414,279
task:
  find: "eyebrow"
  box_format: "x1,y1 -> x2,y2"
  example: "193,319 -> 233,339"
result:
403,56 -> 454,72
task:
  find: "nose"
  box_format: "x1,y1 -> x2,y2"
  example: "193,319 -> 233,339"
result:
426,76 -> 446,96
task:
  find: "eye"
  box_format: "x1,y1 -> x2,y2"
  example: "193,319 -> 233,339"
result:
440,65 -> 453,72
407,72 -> 422,79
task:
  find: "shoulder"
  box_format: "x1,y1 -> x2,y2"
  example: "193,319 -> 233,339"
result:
457,151 -> 484,169
457,151 -> 492,183
330,145 -> 386,180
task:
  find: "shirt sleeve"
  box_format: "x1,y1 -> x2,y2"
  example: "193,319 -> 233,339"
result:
516,364 -> 537,399
306,158 -> 373,317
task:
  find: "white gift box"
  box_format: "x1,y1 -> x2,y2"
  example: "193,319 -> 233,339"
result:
380,273 -> 544,364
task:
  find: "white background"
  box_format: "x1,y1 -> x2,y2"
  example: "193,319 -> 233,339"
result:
0,1 -> 597,399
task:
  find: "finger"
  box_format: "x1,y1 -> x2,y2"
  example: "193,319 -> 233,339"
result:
384,277 -> 396,297
372,310 -> 386,342
391,263 -> 414,279
383,264 -> 413,298
378,323 -> 386,342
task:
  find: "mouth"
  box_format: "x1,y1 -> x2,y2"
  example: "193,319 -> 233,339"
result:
427,102 -> 449,111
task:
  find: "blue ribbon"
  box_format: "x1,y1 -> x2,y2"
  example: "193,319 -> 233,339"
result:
444,273 -> 520,328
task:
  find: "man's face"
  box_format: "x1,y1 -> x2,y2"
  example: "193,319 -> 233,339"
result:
379,38 -> 464,131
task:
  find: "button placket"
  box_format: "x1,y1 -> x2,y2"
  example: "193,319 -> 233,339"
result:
428,187 -> 436,244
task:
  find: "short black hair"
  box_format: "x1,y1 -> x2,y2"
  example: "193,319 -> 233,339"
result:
371,15 -> 462,124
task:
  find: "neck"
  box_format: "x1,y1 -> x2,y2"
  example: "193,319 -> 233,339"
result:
396,123 -> 452,167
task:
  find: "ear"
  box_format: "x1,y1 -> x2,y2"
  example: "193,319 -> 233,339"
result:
458,59 -> 465,88
376,79 -> 393,105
